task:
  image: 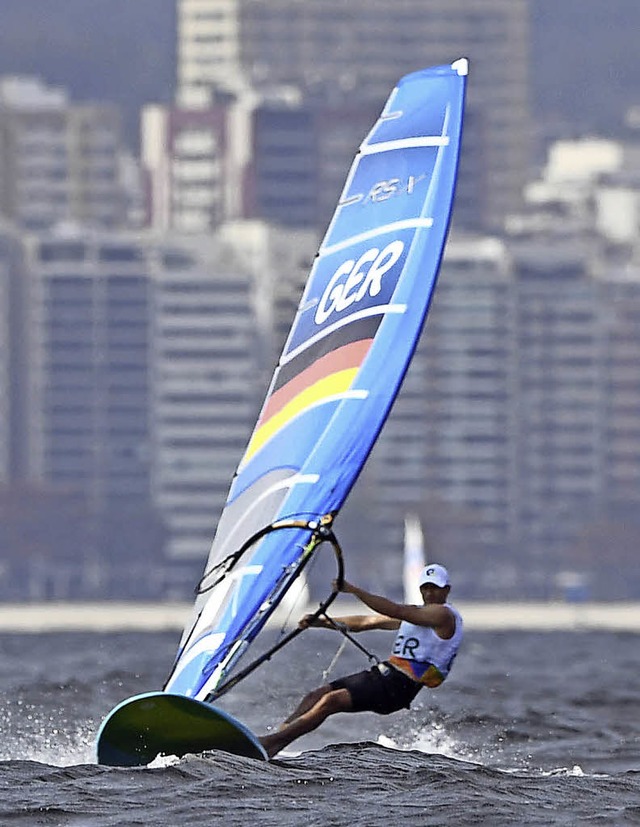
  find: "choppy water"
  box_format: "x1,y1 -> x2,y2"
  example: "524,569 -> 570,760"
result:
1,626 -> 639,825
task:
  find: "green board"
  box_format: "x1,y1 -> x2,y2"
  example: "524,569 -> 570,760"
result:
96,691 -> 268,766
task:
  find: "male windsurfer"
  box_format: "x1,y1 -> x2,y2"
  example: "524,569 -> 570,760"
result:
259,563 -> 463,758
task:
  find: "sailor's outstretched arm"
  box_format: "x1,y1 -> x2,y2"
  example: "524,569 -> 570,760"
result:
337,579 -> 453,633
336,579 -> 404,617
300,612 -> 399,632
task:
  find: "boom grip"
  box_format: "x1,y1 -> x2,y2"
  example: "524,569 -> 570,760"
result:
204,514 -> 345,700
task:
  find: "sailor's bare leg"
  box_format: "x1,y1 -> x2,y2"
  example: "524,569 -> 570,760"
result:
281,685 -> 332,725
260,687 -> 352,758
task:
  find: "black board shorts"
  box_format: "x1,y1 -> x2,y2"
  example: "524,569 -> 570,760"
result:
329,661 -> 422,715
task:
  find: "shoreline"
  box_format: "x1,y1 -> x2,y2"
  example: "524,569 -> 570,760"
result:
0,600 -> 639,633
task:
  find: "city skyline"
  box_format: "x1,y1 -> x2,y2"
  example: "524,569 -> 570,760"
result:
1,0 -> 639,148
0,2 -> 639,603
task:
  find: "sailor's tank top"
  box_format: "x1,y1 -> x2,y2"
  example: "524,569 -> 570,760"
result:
388,603 -> 463,687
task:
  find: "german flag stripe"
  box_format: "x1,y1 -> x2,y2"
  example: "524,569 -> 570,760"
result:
274,314 -> 382,394
244,338 -> 373,464
261,338 -> 372,425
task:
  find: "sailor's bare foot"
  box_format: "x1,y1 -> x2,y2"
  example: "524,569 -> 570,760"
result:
258,735 -> 280,759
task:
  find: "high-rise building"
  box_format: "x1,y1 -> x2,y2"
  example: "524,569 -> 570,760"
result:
176,0 -> 531,232
0,224 -> 28,483
152,234 -> 262,561
19,230 -> 163,597
600,269 -> 640,513
511,237 -> 601,595
0,232 -> 11,483
141,97 -> 234,234
369,220 -> 640,599
177,0 -> 247,105
9,220 -> 317,595
0,77 -> 127,231
24,231 -> 156,510
152,221 -> 318,564
368,235 -> 518,595
217,219 -> 317,366
247,93 -> 380,231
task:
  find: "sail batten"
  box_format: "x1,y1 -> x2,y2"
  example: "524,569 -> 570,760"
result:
164,60 -> 468,700
280,306 -> 405,366
360,136 -> 451,154
320,220 -> 434,255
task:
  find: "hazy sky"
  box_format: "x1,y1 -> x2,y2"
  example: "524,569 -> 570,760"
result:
0,1 -> 638,146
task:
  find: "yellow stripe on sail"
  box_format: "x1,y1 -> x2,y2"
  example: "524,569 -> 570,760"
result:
244,367 -> 359,465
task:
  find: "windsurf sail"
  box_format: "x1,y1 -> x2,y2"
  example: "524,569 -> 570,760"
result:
164,58 -> 468,702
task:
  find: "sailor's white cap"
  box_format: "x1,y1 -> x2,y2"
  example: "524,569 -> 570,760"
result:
419,564 -> 450,588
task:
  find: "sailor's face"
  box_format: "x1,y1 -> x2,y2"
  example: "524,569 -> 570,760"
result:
419,582 -> 448,604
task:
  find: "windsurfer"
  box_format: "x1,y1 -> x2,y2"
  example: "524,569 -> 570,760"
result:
259,563 -> 463,758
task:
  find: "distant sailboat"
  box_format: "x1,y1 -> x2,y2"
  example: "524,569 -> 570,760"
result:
269,569 -> 311,627
403,514 -> 426,603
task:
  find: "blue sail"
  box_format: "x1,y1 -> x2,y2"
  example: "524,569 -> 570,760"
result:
165,59 -> 468,701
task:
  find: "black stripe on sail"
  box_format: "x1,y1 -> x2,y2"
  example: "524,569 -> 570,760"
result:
274,314 -> 382,393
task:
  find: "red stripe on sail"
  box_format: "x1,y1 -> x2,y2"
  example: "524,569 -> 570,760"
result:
258,339 -> 373,428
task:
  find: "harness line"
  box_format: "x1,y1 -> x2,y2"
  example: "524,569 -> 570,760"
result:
320,612 -> 381,678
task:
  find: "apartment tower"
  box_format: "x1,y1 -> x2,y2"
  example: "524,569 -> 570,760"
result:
176,0 -> 531,232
